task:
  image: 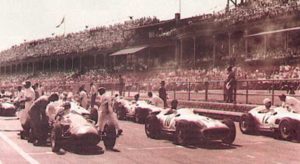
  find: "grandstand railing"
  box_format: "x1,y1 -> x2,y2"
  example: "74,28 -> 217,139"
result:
96,79 -> 300,106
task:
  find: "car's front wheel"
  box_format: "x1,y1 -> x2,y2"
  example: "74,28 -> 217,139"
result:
174,127 -> 187,146
239,114 -> 255,134
279,119 -> 295,141
103,124 -> 117,150
116,108 -> 126,120
145,115 -> 160,139
222,119 -> 236,145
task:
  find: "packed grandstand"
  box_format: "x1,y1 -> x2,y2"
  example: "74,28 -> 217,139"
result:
1,0 -> 300,95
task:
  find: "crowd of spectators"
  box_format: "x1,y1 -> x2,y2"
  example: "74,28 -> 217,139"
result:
0,17 -> 160,63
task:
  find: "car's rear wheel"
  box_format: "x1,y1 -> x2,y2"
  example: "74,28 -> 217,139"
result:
51,124 -> 62,152
239,114 -> 255,134
27,128 -> 34,143
116,108 -> 126,120
103,124 -> 117,150
222,119 -> 236,145
145,115 -> 160,139
279,119 -> 295,141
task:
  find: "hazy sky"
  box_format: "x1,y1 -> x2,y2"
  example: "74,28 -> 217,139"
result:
0,0 -> 227,51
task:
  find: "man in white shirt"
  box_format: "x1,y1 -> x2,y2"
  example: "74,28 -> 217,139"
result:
147,92 -> 164,108
79,85 -> 88,109
279,94 -> 300,113
96,87 -> 122,137
19,81 -> 36,137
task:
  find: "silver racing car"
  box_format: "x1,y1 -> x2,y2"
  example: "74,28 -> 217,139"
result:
145,108 -> 236,145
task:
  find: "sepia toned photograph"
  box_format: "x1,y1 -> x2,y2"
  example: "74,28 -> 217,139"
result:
0,0 -> 300,163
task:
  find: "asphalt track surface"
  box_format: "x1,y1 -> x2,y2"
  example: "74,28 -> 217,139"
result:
0,116 -> 300,164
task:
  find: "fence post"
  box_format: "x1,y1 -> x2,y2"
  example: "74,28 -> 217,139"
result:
128,85 -> 130,97
173,82 -> 176,100
205,81 -> 208,101
271,80 -> 275,105
246,81 -> 249,104
188,82 -> 191,101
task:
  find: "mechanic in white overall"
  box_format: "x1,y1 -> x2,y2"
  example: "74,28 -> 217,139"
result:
20,81 -> 36,124
279,94 -> 300,113
96,87 -> 123,136
147,92 -> 164,108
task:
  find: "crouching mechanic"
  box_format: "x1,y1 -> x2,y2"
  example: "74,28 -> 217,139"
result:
28,93 -> 59,146
96,87 -> 123,136
147,92 -> 164,108
279,94 -> 300,113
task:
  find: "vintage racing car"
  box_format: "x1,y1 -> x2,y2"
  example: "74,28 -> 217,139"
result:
240,106 -> 300,141
145,108 -> 236,145
47,101 -> 119,152
113,97 -> 164,123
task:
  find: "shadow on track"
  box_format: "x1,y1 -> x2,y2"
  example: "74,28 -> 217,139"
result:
159,135 -> 240,150
63,145 -> 105,155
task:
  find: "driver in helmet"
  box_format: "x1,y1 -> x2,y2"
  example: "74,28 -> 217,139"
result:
164,100 -> 178,115
258,98 -> 272,113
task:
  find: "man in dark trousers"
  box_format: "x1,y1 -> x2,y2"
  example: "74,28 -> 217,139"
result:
28,93 -> 59,146
224,66 -> 236,103
90,82 -> 97,109
118,75 -> 125,96
159,81 -> 168,108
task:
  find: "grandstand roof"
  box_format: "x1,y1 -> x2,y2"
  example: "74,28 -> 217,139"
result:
110,45 -> 148,56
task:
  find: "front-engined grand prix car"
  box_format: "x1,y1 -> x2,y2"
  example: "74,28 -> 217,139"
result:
47,101 -> 118,152
145,108 -> 236,145
113,97 -> 164,123
239,106 -> 300,141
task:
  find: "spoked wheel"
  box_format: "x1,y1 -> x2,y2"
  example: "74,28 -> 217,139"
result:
135,112 -> 142,124
103,124 -> 117,150
174,128 -> 187,146
222,119 -> 236,145
51,124 -> 62,152
144,115 -> 160,139
239,114 -> 255,134
116,108 -> 126,120
27,128 -> 34,143
279,119 -> 294,141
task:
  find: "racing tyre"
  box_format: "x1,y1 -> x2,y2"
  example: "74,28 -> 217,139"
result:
103,124 -> 117,150
27,128 -> 34,143
90,108 -> 98,124
239,114 -> 255,134
20,130 -> 26,140
222,119 -> 236,145
279,119 -> 296,141
174,126 -> 188,146
135,113 -> 142,124
51,123 -> 62,152
145,115 -> 161,139
116,108 -> 126,120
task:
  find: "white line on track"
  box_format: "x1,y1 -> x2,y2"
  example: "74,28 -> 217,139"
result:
126,146 -> 181,151
246,155 -> 256,159
28,152 -> 54,155
0,132 -> 39,164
